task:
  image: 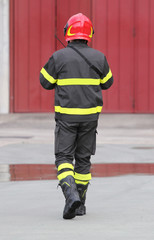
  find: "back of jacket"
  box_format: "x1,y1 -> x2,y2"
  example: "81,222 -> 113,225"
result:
40,41 -> 113,122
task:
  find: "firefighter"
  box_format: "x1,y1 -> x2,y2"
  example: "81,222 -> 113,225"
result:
40,13 -> 113,219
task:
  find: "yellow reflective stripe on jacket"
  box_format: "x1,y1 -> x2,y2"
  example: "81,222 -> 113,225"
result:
57,171 -> 74,181
55,106 -> 102,115
100,69 -> 112,84
40,68 -> 57,84
57,78 -> 100,86
58,163 -> 74,172
74,172 -> 92,181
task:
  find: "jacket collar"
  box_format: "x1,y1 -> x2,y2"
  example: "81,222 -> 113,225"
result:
67,41 -> 89,48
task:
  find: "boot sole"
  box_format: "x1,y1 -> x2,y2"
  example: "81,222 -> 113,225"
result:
63,200 -> 81,219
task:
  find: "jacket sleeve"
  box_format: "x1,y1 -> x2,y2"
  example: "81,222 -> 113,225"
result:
100,56 -> 113,90
40,56 -> 57,90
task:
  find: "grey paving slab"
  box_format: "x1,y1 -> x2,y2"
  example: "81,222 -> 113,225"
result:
0,113 -> 154,165
0,143 -> 154,165
0,143 -> 54,164
0,114 -> 154,240
0,175 -> 154,240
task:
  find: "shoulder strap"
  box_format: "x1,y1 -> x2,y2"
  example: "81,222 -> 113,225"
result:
68,45 -> 102,77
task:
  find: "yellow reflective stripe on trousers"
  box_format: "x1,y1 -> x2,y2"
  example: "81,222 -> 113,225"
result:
58,163 -> 74,172
100,69 -> 112,84
75,180 -> 89,185
74,172 -> 92,181
40,68 -> 57,84
57,171 -> 74,181
57,78 -> 100,86
55,106 -> 102,115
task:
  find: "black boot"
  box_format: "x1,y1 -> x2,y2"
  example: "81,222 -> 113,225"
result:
60,175 -> 81,219
75,183 -> 89,216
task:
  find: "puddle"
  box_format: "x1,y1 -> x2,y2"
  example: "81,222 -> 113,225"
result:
132,146 -> 154,150
0,163 -> 154,182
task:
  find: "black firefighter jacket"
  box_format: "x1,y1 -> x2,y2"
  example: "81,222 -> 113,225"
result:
40,41 -> 113,122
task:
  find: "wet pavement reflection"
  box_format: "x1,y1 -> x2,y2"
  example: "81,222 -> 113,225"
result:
1,163 -> 154,181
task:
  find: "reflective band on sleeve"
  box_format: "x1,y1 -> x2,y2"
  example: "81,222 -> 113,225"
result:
57,78 -> 100,86
40,68 -> 57,84
57,171 -> 74,181
58,163 -> 74,172
100,69 -> 112,84
74,172 -> 92,181
55,106 -> 102,115
75,180 -> 89,185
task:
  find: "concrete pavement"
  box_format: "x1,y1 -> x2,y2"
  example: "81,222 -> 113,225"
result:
0,113 -> 154,165
0,113 -> 154,239
0,176 -> 154,239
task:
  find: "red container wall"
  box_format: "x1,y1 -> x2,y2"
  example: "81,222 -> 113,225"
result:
134,0 -> 154,113
92,0 -> 154,113
10,0 -> 56,112
10,0 -> 154,113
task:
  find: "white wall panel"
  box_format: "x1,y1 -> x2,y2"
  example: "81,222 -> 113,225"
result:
0,0 -> 9,113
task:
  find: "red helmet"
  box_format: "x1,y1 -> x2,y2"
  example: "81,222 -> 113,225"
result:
64,13 -> 94,42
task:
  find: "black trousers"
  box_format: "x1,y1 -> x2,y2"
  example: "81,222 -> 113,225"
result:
55,120 -> 98,174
